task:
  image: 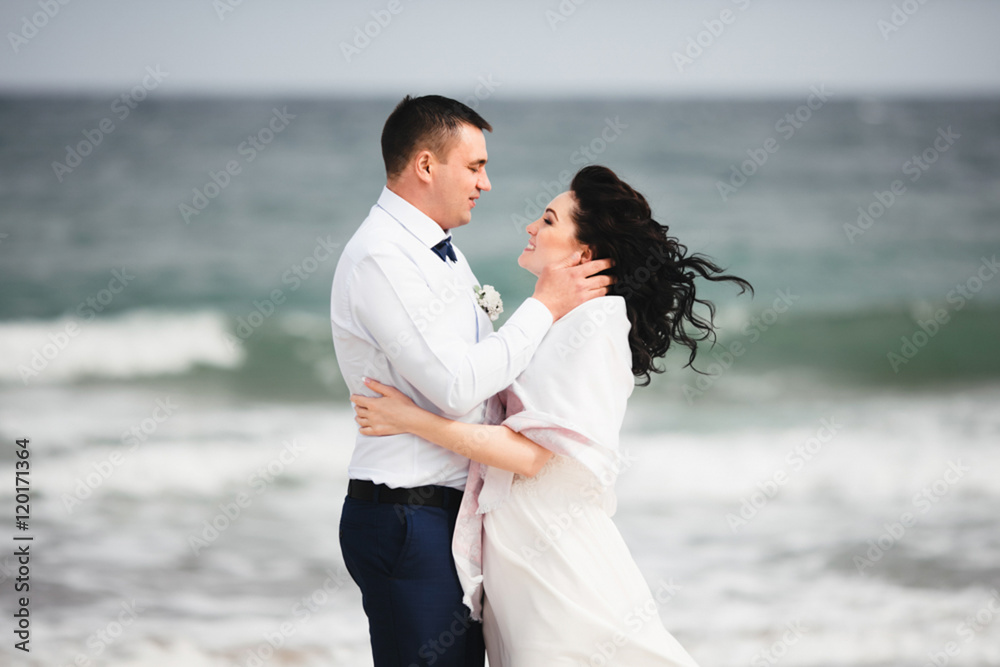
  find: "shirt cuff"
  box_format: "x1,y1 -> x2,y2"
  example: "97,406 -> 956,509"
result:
502,297 -> 554,347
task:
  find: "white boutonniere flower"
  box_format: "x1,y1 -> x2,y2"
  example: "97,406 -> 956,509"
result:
474,284 -> 503,321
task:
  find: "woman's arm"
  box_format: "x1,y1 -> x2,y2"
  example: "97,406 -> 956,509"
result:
352,377 -> 553,477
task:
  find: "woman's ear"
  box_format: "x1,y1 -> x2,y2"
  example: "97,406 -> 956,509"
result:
580,246 -> 593,263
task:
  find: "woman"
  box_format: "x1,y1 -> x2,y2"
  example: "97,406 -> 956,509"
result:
352,165 -> 752,666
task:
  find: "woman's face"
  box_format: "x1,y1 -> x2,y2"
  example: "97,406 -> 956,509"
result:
518,191 -> 592,276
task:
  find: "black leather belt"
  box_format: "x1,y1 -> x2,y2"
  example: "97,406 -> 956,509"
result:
347,479 -> 463,509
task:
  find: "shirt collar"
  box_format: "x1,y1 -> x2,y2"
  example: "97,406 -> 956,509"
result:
376,186 -> 451,248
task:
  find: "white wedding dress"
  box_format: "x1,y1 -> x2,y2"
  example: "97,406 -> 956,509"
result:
453,296 -> 700,667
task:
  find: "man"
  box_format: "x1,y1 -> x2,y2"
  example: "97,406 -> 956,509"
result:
331,95 -> 614,667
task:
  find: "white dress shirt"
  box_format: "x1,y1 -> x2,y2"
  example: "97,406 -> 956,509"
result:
331,186 -> 554,490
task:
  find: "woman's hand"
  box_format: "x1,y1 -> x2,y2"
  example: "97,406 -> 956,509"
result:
351,377 -> 422,437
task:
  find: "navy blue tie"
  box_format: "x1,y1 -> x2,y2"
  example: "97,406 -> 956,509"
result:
431,236 -> 457,263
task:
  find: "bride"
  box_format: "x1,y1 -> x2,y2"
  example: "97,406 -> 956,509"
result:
352,165 -> 752,666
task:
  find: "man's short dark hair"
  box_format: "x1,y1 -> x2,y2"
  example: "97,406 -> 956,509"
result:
381,95 -> 492,179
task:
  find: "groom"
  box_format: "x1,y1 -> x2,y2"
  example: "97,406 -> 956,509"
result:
331,95 -> 614,667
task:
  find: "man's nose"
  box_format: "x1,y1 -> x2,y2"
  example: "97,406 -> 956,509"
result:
478,168 -> 491,192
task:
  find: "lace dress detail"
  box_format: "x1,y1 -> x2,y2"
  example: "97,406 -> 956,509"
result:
510,456 -> 555,496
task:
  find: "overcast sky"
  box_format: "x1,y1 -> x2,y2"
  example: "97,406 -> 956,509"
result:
1,0 -> 998,98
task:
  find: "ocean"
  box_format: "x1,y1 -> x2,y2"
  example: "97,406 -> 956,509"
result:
1,95 -> 998,666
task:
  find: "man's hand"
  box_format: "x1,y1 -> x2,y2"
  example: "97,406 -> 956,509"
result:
532,252 -> 615,321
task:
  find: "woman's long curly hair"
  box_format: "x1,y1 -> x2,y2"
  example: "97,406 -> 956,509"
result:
570,165 -> 754,386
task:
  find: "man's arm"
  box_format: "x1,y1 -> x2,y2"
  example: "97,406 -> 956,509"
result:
349,250 -> 613,416
350,252 -> 550,416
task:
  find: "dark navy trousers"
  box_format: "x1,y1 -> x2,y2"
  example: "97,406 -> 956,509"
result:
339,488 -> 485,667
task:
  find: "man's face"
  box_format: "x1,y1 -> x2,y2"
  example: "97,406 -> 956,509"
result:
429,123 -> 491,229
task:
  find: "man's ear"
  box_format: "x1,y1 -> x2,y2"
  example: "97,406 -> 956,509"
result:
414,150 -> 434,184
